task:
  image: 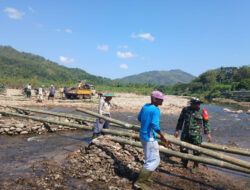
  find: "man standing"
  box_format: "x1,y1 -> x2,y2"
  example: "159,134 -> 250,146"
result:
134,91 -> 168,190
48,85 -> 55,102
26,83 -> 31,98
92,92 -> 114,139
174,97 -> 212,173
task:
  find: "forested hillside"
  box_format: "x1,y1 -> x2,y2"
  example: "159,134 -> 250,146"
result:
0,46 -> 113,87
158,66 -> 250,101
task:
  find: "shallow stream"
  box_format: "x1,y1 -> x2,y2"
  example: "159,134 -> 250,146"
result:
0,104 -> 249,182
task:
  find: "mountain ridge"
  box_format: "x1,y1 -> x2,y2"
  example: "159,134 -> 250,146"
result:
116,70 -> 195,85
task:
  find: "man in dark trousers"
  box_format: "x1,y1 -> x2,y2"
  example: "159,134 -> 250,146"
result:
174,97 -> 212,173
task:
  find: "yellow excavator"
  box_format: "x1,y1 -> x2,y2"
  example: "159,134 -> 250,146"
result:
66,82 -> 94,99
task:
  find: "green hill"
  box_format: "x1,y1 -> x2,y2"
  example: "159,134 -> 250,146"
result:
0,46 -> 113,87
159,66 -> 250,101
116,70 -> 195,85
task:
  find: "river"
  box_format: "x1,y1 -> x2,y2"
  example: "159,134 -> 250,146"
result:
0,104 -> 249,183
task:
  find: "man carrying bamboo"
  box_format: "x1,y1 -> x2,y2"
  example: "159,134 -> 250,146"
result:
134,91 -> 168,190
174,97 -> 212,173
92,92 -> 114,139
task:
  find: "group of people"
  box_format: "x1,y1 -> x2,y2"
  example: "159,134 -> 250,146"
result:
25,84 -> 56,103
92,90 -> 212,190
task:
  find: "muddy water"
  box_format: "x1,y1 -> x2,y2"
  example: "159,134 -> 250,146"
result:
0,131 -> 91,181
0,104 -> 249,182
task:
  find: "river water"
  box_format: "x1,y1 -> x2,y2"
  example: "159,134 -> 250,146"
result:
0,104 -> 249,182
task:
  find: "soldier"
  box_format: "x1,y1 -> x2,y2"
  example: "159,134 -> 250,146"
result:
174,97 -> 212,173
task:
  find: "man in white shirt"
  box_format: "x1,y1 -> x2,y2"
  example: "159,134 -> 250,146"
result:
92,92 -> 114,139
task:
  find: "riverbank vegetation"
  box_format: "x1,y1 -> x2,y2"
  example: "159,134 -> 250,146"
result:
157,66 -> 250,102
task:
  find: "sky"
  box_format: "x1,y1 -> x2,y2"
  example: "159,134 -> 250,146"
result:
0,0 -> 250,79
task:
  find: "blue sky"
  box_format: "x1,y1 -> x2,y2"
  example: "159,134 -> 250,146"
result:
0,0 -> 250,79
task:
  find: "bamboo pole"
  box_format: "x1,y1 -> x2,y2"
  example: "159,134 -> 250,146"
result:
200,142 -> 250,157
76,108 -> 250,156
76,108 -> 140,131
2,106 -> 121,128
0,110 -> 93,131
0,110 -> 249,174
110,136 -> 250,174
76,108 -> 250,169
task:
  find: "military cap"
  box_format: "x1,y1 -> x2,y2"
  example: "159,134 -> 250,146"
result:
190,97 -> 203,104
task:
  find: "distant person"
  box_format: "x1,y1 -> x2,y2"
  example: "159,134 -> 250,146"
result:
37,85 -> 44,103
174,97 -> 212,173
77,81 -> 82,89
134,91 -> 168,190
98,92 -> 103,98
48,85 -> 55,102
63,87 -> 68,99
26,83 -> 31,98
92,92 -> 114,139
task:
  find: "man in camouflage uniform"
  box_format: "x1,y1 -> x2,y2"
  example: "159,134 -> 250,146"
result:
174,97 -> 212,173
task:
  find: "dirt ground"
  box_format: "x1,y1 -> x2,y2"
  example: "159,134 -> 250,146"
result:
1,89 -> 190,115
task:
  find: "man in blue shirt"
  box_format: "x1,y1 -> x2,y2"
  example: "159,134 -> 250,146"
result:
134,91 -> 168,190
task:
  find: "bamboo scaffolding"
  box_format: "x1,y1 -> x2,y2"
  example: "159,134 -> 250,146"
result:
0,110 -> 249,174
76,108 -> 250,169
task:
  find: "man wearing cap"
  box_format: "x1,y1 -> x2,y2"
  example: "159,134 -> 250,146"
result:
92,92 -> 114,139
134,91 -> 168,190
174,97 -> 212,173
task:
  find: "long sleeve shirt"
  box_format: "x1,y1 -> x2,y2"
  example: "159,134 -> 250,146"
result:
138,104 -> 161,142
98,98 -> 111,115
176,106 -> 211,136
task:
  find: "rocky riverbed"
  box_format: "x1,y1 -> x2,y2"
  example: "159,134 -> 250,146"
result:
0,136 -> 249,190
0,90 -> 250,189
0,108 -> 82,136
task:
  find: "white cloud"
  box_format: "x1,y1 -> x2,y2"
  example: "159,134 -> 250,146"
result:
59,56 -> 75,64
117,51 -> 135,59
120,64 -> 128,69
28,7 -> 35,13
65,29 -> 72,34
118,45 -> 128,49
97,45 -> 109,51
4,7 -> 25,19
131,33 -> 155,41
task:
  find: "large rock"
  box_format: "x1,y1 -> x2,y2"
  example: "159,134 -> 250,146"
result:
32,126 -> 39,131
4,128 -> 10,132
223,108 -> 243,114
20,131 -> 28,135
16,128 -> 22,132
0,120 -> 6,124
0,128 -> 5,133
15,123 -> 24,128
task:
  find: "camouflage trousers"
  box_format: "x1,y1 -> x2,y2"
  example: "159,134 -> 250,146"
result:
180,134 -> 201,157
